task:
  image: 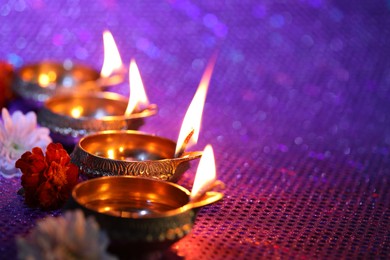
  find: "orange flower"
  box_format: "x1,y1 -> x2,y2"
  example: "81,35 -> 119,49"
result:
15,143 -> 79,209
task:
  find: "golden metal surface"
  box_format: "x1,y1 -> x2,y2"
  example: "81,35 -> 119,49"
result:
67,176 -> 224,254
37,93 -> 157,137
72,176 -> 190,218
12,61 -> 124,102
71,130 -> 201,181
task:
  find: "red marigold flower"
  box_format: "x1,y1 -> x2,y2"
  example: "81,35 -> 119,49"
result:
15,143 -> 79,209
36,180 -> 58,209
15,147 -> 47,206
46,143 -> 71,167
62,163 -> 79,194
15,147 -> 47,175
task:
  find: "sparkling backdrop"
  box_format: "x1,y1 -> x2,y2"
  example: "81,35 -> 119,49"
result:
1,0 -> 390,259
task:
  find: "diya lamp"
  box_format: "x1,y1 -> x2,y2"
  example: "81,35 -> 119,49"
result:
71,56 -> 217,181
12,30 -> 125,104
67,144 -> 225,257
37,59 -> 158,147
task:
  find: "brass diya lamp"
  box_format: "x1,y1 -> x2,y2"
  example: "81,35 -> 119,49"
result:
12,60 -> 124,103
12,31 -> 124,103
70,54 -> 218,181
70,130 -> 201,182
67,145 -> 224,256
37,92 -> 157,138
37,59 -> 157,146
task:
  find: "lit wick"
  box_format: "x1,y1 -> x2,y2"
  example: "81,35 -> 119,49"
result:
174,128 -> 195,158
174,54 -> 217,156
189,180 -> 225,203
189,144 -> 224,202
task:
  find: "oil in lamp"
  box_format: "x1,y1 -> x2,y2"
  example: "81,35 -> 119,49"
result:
68,144 -> 224,257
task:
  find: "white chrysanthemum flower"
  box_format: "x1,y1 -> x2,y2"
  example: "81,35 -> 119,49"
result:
17,210 -> 117,260
0,108 -> 52,178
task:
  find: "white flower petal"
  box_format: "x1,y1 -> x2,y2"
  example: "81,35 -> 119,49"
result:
17,211 -> 117,260
0,164 -> 22,178
2,108 -> 13,134
0,108 -> 52,178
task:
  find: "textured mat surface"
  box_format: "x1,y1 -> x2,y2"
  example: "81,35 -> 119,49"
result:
1,0 -> 389,259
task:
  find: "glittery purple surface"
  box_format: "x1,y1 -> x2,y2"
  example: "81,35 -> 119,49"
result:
1,0 -> 390,259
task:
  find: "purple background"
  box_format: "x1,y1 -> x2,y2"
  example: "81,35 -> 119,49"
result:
1,0 -> 389,259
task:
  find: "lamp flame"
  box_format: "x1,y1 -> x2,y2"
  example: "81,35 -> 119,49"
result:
70,106 -> 83,118
38,71 -> 57,88
175,55 -> 217,155
101,30 -> 123,78
190,144 -> 216,201
125,59 -> 150,115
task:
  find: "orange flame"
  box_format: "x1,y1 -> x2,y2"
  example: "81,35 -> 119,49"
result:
101,30 -> 123,78
175,55 -> 217,155
70,106 -> 83,118
190,144 -> 216,201
124,59 -> 150,115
